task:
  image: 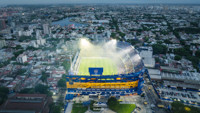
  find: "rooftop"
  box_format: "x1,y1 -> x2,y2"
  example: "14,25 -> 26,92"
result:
0,94 -> 52,113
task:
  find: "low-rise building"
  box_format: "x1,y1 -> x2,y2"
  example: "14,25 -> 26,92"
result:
17,54 -> 27,64
0,40 -> 6,48
0,94 -> 52,113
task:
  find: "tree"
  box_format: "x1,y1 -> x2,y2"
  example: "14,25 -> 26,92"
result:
175,28 -> 200,34
20,86 -> 52,96
174,48 -> 191,57
97,26 -> 104,30
90,100 -> 95,111
144,37 -> 149,42
62,74 -> 66,79
40,71 -> 49,83
107,97 -> 119,111
195,50 -> 200,58
16,69 -> 26,75
26,46 -> 38,51
0,87 -> 9,94
62,61 -> 70,72
173,30 -> 180,39
171,101 -> 200,113
35,84 -> 49,94
52,105 -> 61,113
174,55 -> 182,61
14,50 -> 24,57
180,40 -> 186,45
57,79 -> 66,88
15,45 -> 23,49
164,39 -> 172,44
127,39 -> 141,45
47,91 -> 53,97
118,32 -> 125,38
152,44 -> 167,55
186,56 -> 199,66
110,32 -> 115,37
20,88 -> 35,94
0,60 -> 10,68
50,103 -> 62,113
19,36 -> 36,42
0,87 -> 9,105
155,57 -> 160,63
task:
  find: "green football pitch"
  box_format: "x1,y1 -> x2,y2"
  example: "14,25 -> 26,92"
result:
78,57 -> 118,75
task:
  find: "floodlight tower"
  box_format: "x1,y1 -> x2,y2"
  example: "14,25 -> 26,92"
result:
66,40 -> 74,74
69,55 -> 73,72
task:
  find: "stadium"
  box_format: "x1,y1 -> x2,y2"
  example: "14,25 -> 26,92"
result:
66,38 -> 145,97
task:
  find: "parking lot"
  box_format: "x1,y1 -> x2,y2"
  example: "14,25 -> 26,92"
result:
158,87 -> 200,106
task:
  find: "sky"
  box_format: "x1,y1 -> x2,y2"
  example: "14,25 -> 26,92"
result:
0,0 -> 200,5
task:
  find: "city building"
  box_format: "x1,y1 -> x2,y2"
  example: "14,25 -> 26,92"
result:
148,67 -> 200,106
18,30 -> 32,37
139,47 -> 155,68
0,94 -> 52,113
36,30 -> 42,39
43,24 -> 50,35
0,19 -> 6,30
17,54 -> 27,64
0,40 -> 6,48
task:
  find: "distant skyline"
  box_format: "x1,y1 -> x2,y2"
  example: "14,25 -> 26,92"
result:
1,0 -> 200,5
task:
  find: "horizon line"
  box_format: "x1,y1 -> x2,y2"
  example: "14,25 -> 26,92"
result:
2,3 -> 200,6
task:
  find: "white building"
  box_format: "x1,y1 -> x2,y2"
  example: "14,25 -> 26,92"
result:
51,74 -> 62,78
43,24 -> 50,34
18,30 -> 23,36
23,30 -> 32,36
0,40 -> 6,48
17,54 -> 27,63
11,22 -> 15,27
36,30 -> 42,39
91,20 -> 109,24
18,30 -> 32,36
36,39 -> 46,46
139,47 -> 155,68
30,41 -> 38,48
40,39 -> 46,45
106,31 -> 111,38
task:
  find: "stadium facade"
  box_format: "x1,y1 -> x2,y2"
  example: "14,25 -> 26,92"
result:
66,40 -> 145,97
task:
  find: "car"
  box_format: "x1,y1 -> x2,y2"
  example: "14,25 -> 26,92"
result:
144,101 -> 148,105
136,107 -> 141,111
136,108 -> 140,111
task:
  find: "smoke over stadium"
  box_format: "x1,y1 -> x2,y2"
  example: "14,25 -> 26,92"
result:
69,38 -> 143,75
